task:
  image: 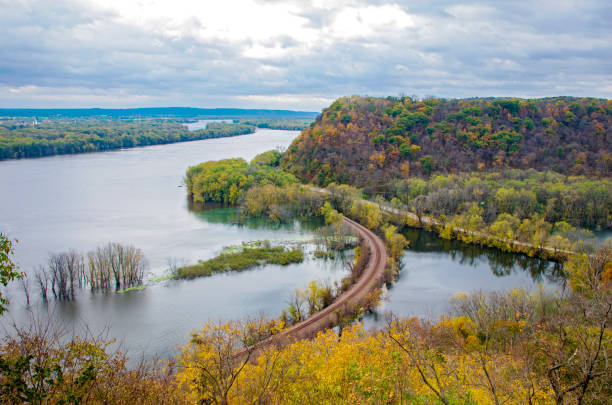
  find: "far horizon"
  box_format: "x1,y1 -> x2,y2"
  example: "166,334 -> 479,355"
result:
2,94 -> 609,114
2,1 -> 610,110
0,106 -> 318,112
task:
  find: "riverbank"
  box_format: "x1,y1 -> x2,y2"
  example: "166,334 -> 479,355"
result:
0,120 -> 255,160
315,185 -> 597,262
381,202 -> 574,261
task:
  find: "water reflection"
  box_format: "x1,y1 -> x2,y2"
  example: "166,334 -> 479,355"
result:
363,227 -> 564,325
1,129 -> 354,361
4,209 -> 350,363
188,202 -> 325,233
403,228 -> 565,284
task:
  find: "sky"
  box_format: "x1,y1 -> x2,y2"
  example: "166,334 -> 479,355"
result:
1,0 -> 611,111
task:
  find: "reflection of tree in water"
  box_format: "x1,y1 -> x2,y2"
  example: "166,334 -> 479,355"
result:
403,227 -> 565,285
187,199 -> 324,232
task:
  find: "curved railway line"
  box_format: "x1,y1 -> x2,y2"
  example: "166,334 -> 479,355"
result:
234,216 -> 388,359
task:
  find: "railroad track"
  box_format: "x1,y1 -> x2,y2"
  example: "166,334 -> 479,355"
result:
234,216 -> 388,360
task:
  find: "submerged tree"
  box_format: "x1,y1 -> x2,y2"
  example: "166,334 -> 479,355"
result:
33,242 -> 147,303
46,251 -> 84,301
87,243 -> 145,293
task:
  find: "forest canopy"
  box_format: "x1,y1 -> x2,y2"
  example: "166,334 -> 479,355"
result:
185,151 -> 298,205
283,96 -> 612,190
391,169 -> 612,230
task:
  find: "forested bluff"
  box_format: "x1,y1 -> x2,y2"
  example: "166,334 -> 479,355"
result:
281,95 -> 612,251
283,96 -> 612,187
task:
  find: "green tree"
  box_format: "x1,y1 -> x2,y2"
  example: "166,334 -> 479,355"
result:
419,155 -> 434,174
0,233 -> 21,314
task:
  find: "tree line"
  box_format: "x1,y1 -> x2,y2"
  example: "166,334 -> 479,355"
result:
390,169 -> 611,230
0,119 -> 255,160
239,119 -> 312,130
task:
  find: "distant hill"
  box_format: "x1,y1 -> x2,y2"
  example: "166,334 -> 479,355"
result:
0,107 -> 318,119
282,96 -> 612,190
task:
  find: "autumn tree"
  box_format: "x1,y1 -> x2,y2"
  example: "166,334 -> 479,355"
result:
0,233 -> 21,314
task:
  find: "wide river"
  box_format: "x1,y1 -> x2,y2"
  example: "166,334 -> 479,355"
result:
0,127 -> 562,359
1,129 -> 354,359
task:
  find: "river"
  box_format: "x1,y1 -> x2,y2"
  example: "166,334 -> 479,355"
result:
1,129 -> 354,359
0,127 -> 561,360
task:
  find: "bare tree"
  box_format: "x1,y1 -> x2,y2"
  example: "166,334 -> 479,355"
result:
166,257 -> 187,277
20,274 -> 30,306
47,251 -> 85,300
48,253 -> 68,300
411,195 -> 428,226
86,243 -> 146,292
65,250 -> 84,300
35,266 -> 49,303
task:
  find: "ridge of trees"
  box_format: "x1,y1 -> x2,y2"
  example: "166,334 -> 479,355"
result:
282,96 -> 612,189
239,119 -> 312,130
0,120 -> 255,160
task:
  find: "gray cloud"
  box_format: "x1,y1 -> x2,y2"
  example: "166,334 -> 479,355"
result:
0,0 -> 610,110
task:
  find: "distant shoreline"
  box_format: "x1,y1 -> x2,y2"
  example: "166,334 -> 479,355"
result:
0,107 -> 318,119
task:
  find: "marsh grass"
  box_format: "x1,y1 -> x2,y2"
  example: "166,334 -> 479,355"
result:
149,274 -> 175,283
175,243 -> 304,279
116,285 -> 147,294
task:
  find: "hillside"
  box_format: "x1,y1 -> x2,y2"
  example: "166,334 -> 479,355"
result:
282,96 -> 612,191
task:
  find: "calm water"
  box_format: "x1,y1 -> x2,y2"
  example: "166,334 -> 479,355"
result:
1,129 -> 354,359
364,228 -> 563,327
0,129 -> 299,276
0,128 -> 561,359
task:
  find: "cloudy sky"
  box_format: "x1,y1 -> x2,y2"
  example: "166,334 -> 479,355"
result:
1,0 -> 611,110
